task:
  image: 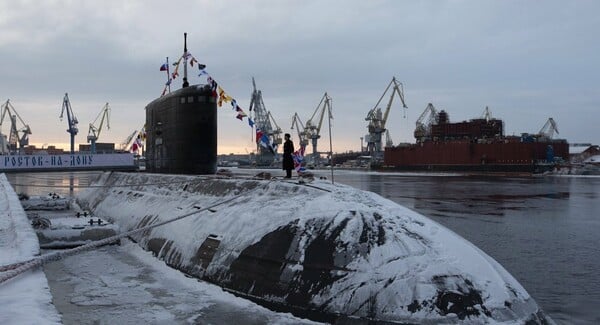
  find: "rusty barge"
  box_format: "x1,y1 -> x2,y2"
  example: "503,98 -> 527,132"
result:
382,107 -> 569,174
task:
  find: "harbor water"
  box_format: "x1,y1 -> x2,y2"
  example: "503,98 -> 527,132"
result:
6,170 -> 600,324
327,170 -> 600,325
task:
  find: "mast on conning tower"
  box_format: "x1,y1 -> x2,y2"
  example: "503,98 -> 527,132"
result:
182,32 -> 189,88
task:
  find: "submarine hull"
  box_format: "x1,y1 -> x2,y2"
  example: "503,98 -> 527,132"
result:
78,172 -> 551,324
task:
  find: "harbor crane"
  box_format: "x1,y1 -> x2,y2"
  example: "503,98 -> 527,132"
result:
249,77 -> 282,165
538,118 -> 559,139
87,103 -> 110,154
119,130 -> 138,151
305,92 -> 333,165
290,112 -> 309,148
365,77 -> 407,159
0,99 -> 32,154
414,103 -> 437,143
482,106 -> 492,121
267,111 -> 283,147
59,93 -> 79,154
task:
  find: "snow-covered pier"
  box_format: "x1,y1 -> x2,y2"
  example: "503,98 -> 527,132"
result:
0,174 -> 61,324
76,171 -> 551,324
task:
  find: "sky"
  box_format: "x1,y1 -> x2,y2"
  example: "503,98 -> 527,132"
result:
1,0 -> 598,154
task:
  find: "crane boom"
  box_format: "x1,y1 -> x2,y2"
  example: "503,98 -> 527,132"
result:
291,112 -> 309,147
248,77 -> 257,112
0,101 -> 8,125
482,106 -> 492,121
365,77 -> 407,158
306,93 -> 333,136
120,130 -> 138,151
267,111 -> 282,145
87,102 -> 111,153
382,78 -> 407,129
305,92 -> 333,165
306,93 -> 327,135
385,130 -> 393,148
1,100 -> 30,130
538,118 -> 559,139
0,102 -> 19,154
414,103 -> 437,142
366,77 -> 407,129
416,103 -> 436,125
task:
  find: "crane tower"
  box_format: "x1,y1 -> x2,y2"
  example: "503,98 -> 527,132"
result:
87,103 -> 110,154
249,77 -> 282,166
365,77 -> 407,159
305,92 -> 332,166
59,93 -> 79,154
290,112 -> 309,148
414,103 -> 437,143
1,99 -> 32,154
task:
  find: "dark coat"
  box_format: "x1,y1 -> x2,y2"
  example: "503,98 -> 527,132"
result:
282,139 -> 294,170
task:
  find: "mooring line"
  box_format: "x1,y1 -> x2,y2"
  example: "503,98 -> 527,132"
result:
1,174 -> 331,284
0,195 -> 240,285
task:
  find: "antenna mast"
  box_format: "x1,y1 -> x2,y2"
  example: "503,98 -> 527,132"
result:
182,32 -> 189,88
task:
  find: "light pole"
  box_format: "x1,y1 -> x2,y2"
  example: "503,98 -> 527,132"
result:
360,137 -> 363,153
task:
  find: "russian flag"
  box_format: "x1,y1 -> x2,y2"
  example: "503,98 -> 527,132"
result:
159,63 -> 168,71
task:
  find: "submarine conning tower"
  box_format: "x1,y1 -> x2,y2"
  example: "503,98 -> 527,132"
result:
145,33 -> 217,175
145,84 -> 217,174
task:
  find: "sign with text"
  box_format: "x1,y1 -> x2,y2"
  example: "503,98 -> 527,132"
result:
0,153 -> 135,171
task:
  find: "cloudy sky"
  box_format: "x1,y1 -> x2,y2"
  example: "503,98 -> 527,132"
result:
1,0 -> 598,154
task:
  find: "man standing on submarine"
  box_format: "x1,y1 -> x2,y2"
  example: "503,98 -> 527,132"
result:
282,133 -> 294,178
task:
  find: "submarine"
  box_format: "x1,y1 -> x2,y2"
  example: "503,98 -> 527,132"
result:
79,34 -> 552,323
77,170 -> 551,324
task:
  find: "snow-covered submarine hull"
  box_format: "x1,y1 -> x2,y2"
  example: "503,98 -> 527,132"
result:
77,172 -> 551,324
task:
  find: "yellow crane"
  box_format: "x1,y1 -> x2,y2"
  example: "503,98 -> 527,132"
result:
414,103 -> 437,143
365,77 -> 407,158
305,92 -> 333,165
87,103 -> 110,154
290,112 -> 309,148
